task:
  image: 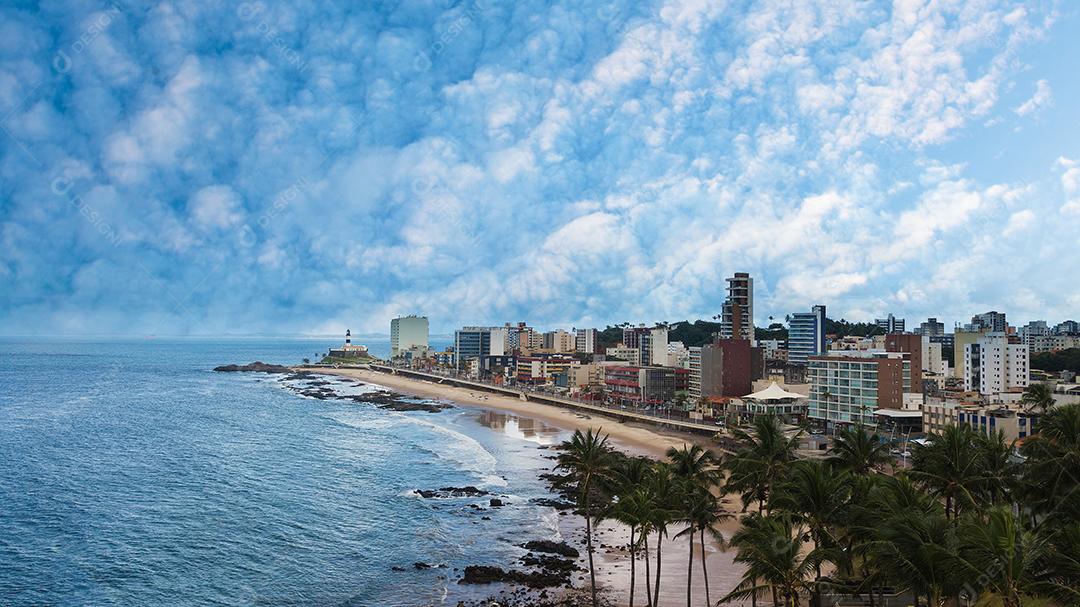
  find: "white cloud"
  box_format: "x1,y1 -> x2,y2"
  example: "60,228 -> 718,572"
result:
188,185 -> 244,230
1014,79 -> 1052,116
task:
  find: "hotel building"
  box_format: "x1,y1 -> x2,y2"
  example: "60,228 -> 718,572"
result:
807,351 -> 910,426
390,315 -> 429,358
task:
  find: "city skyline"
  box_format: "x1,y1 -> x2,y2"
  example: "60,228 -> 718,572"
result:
3,2 -> 1080,337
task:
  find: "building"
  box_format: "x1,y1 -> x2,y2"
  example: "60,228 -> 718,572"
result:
605,345 -> 640,363
742,382 -> 808,421
964,332 -> 1029,396
390,315 -> 429,358
542,330 -> 576,353
885,333 -> 923,392
807,351 -> 911,427
454,326 -> 508,369
688,346 -> 702,399
622,325 -> 669,366
916,317 -> 945,337
1020,321 -> 1050,351
667,341 -> 690,368
955,404 -> 1040,441
1054,320 -> 1079,335
1029,334 -> 1080,353
516,354 -> 577,384
720,272 -> 754,341
952,328 -> 987,382
788,305 -> 826,366
604,366 -> 679,407
575,328 -> 598,354
969,311 -> 1008,333
875,313 -> 905,334
759,339 -> 787,361
699,339 -> 754,398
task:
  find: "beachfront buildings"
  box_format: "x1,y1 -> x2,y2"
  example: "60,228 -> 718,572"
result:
516,354 -> 577,384
542,330 -> 576,353
720,272 -> 754,341
454,326 -> 508,370
390,315 -> 429,358
788,305 -> 826,366
807,351 -> 911,426
604,366 -> 682,407
963,332 -> 1029,396
622,325 -> 669,366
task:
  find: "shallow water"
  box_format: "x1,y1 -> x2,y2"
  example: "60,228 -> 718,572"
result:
0,338 -> 570,606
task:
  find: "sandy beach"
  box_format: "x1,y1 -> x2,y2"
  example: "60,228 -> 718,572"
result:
305,366 -> 749,607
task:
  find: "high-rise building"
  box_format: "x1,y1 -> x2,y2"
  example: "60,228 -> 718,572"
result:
953,327 -> 987,381
885,333 -> 924,392
1019,321 -> 1050,350
699,339 -> 753,398
575,328 -> 598,354
788,305 -> 826,366
454,326 -> 508,369
875,313 -> 905,333
622,325 -> 669,366
807,351 -> 910,426
542,330 -> 576,353
964,332 -> 1029,396
720,272 -> 754,341
1054,320 -> 1079,335
916,317 -> 945,337
390,315 -> 429,358
688,347 -> 702,400
969,311 -> 1008,333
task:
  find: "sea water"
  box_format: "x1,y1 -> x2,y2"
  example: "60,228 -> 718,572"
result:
0,337 -> 570,606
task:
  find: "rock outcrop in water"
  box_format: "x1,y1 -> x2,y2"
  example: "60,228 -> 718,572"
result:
213,361 -> 292,373
414,486 -> 489,499
459,564 -> 573,588
520,540 -> 579,558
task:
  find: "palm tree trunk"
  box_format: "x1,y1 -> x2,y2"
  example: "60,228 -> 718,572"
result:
644,533 -> 653,607
654,533 -> 664,607
686,528 -> 695,607
772,586 -> 779,607
585,491 -> 598,607
699,528 -> 710,607
629,525 -> 637,607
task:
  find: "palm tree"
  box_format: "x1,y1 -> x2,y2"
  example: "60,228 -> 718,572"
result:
910,425 -> 984,520
1018,403 -> 1080,526
1029,521 -> 1080,606
666,444 -> 719,607
720,513 -> 819,607
1019,382 -> 1056,413
869,510 -> 960,607
826,424 -> 894,474
610,456 -> 654,607
725,414 -> 801,514
677,485 -> 729,607
953,507 -> 1047,607
557,428 -> 614,607
770,459 -> 851,607
973,429 -> 1016,506
648,464 -> 678,607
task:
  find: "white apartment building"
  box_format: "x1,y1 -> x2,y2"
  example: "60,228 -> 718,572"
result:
688,346 -> 702,400
543,330 -> 576,353
390,315 -> 429,357
964,332 -> 1029,396
575,328 -> 597,354
606,345 -> 640,364
667,341 -> 690,368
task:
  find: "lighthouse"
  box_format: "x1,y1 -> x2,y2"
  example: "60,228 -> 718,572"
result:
345,329 -> 351,345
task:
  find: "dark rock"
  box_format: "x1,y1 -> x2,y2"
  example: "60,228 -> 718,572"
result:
459,565 -> 568,589
213,361 -> 292,373
489,498 -> 504,507
521,540 -> 579,558
414,486 -> 489,499
391,566 -> 406,572
414,562 -> 434,570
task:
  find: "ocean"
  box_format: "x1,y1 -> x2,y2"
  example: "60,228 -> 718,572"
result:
0,337 -> 573,606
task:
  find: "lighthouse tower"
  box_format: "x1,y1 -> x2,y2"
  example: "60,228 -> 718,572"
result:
345,329 -> 351,345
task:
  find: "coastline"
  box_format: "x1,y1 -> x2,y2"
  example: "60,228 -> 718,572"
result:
301,366 -> 749,607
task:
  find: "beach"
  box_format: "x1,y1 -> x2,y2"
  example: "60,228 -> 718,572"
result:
306,366 -> 749,607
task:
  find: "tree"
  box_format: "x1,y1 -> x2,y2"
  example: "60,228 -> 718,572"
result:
910,425 -> 984,520
647,464 -> 678,607
610,456 -> 654,607
1019,403 -> 1080,525
720,513 -> 820,607
770,460 -> 851,607
870,510 -> 960,607
826,424 -> 894,475
953,507 -> 1046,607
557,428 -> 614,607
725,415 -> 802,514
1019,382 -> 1056,413
666,444 -> 720,607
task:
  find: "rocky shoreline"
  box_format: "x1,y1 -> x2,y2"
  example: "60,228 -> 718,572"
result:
215,363 -> 602,605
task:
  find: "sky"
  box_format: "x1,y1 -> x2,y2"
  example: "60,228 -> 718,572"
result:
1,0 -> 1079,337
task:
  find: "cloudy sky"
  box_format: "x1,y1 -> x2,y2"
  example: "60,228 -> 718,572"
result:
2,0 -> 1078,336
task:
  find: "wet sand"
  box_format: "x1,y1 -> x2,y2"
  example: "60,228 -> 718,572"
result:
305,367 -> 751,606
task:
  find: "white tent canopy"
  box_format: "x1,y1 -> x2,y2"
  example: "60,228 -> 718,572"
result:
743,382 -> 805,401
